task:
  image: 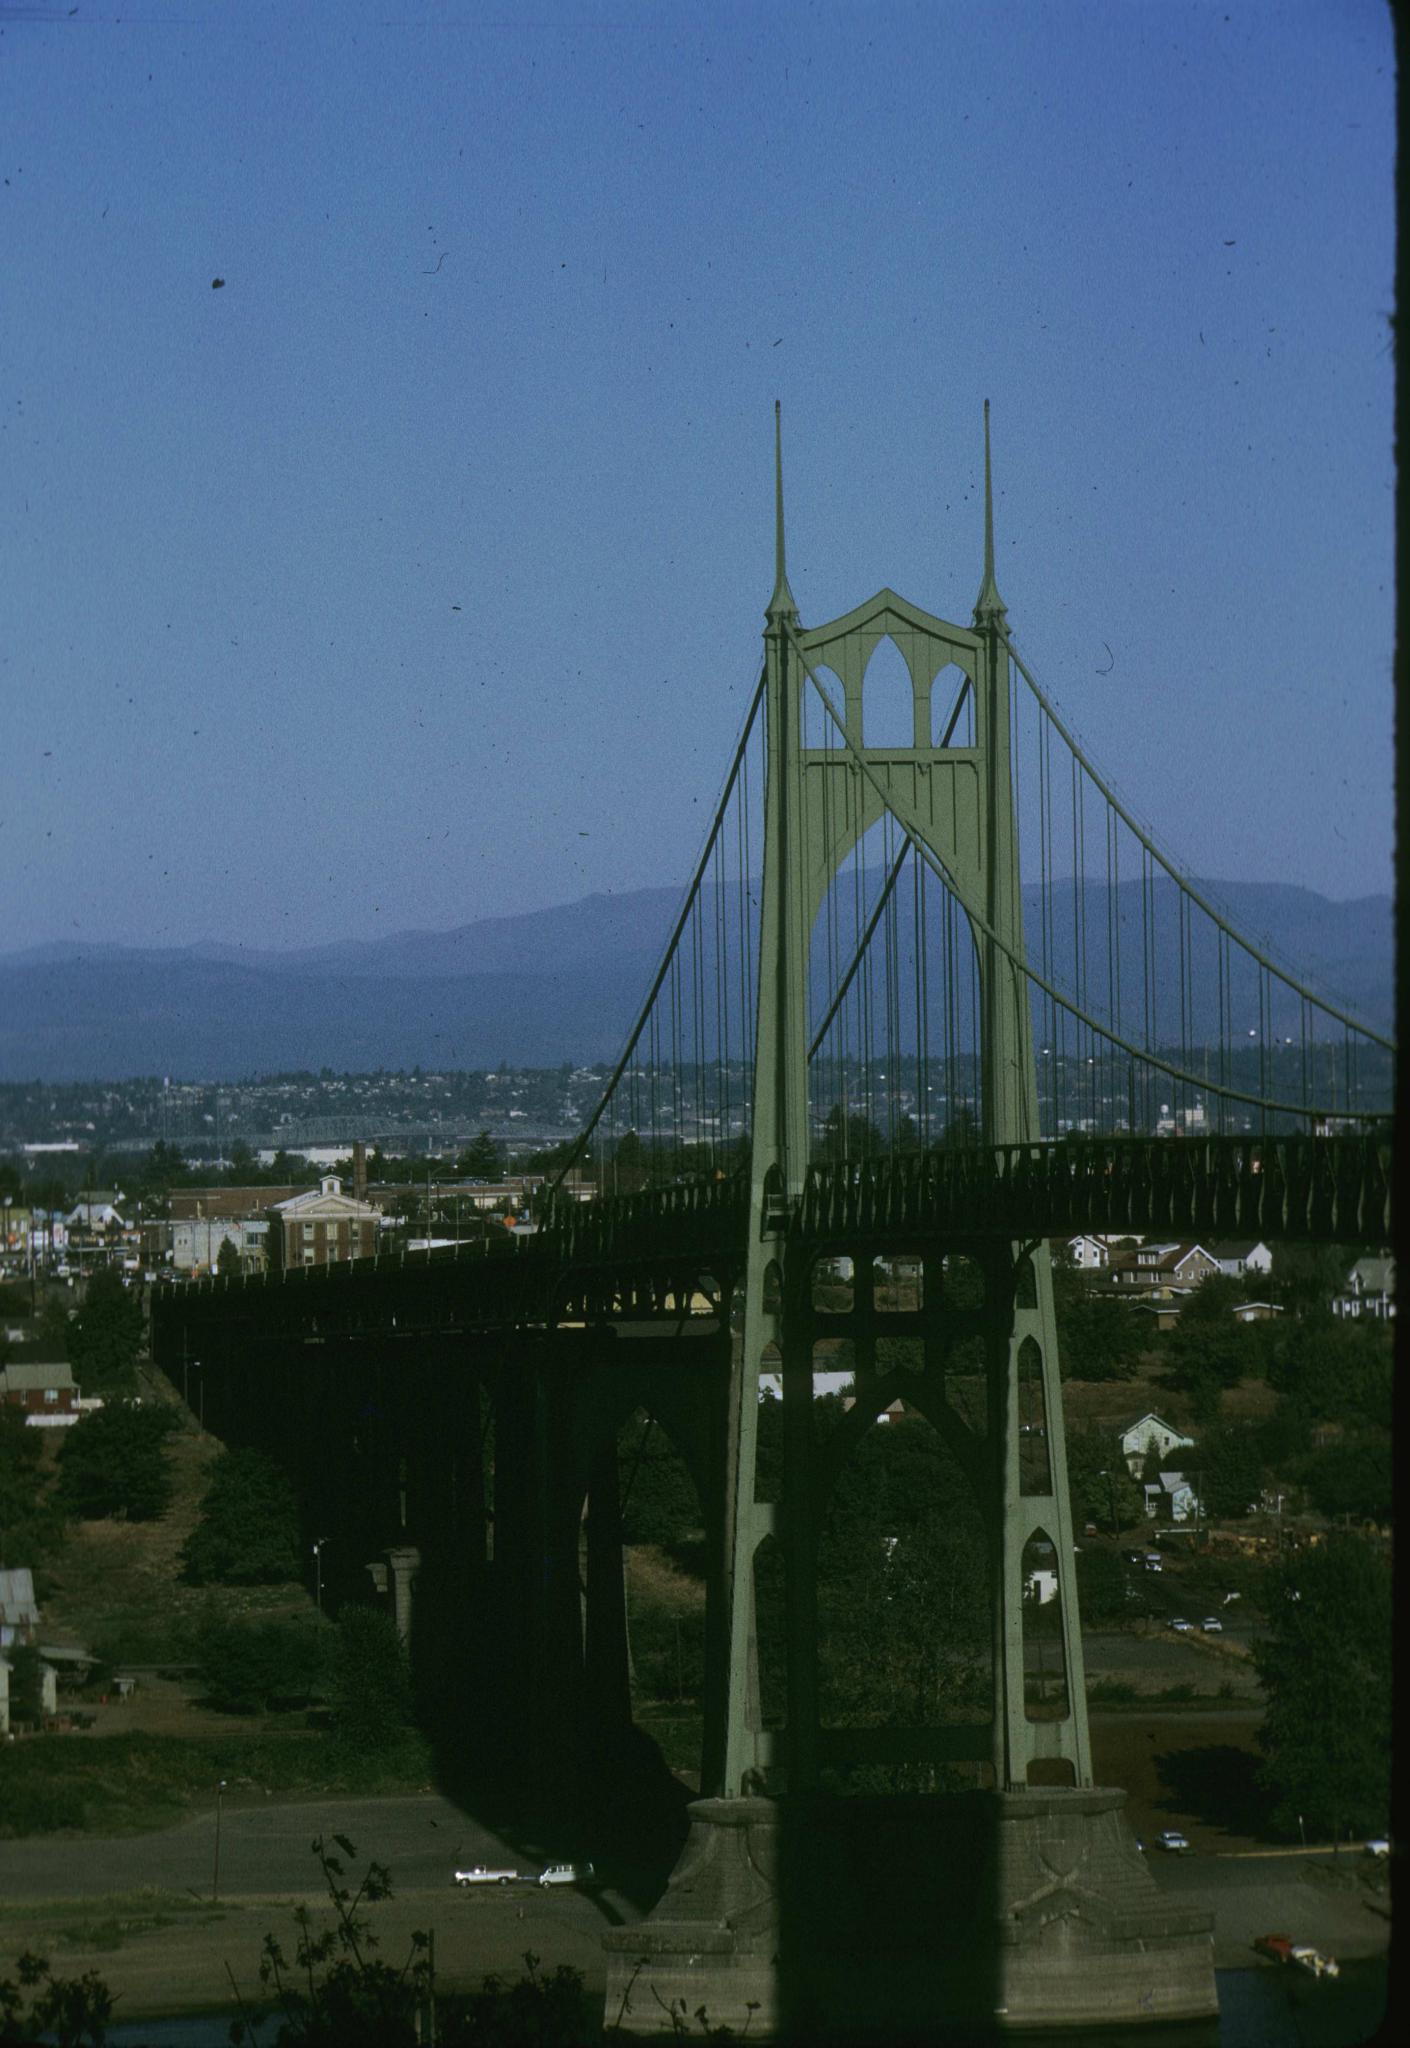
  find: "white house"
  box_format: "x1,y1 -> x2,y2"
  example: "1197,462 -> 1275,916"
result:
1144,1471 -> 1201,1524
64,1194 -> 126,1235
1211,1240 -> 1274,1281
1118,1412 -> 1196,1479
1333,1255 -> 1395,1321
1059,1234 -> 1121,1272
0,1567 -> 40,1648
0,1652 -> 59,1734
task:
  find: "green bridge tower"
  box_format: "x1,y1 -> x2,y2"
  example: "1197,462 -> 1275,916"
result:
605,411 -> 1217,2037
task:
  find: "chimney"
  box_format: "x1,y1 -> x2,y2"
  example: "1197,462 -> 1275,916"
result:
353,1140 -> 367,1202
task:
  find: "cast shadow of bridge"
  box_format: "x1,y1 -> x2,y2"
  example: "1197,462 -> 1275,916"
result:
423,1683 -> 1221,2046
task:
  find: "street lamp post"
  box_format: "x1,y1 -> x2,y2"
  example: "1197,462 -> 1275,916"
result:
1099,1468 -> 1119,1535
312,1538 -> 329,1614
212,1779 -> 227,1902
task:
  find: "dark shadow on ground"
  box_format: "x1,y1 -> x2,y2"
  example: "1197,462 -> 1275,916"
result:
1153,1744 -> 1284,1843
423,1686 -> 691,1913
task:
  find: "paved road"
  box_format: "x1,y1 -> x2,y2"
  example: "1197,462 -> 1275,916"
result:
0,1794 -> 634,2023
1082,1628 -> 1263,1695
1147,1848 -> 1390,1968
0,1792 -> 598,1907
0,1796 -> 1390,2024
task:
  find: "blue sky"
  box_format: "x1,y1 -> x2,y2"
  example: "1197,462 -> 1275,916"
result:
0,0 -> 1395,952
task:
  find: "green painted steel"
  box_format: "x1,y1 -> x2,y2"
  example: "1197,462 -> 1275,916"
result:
713,405 -> 1090,1799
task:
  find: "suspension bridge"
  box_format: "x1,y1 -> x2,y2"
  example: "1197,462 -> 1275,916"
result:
152,408 -> 1391,2040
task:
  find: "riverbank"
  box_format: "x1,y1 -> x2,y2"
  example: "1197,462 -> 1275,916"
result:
0,1792 -> 1388,2028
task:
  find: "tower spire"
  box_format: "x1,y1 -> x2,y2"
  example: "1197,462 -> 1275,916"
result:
973,398 -> 1007,630
767,400 -> 799,624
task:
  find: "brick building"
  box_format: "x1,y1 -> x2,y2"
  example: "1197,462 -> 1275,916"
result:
266,1176 -> 381,1273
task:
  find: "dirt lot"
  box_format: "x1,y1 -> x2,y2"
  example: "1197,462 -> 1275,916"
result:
1091,1707 -> 1272,1851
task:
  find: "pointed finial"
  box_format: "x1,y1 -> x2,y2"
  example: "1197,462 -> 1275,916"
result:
973,398 -> 1007,630
767,400 -> 800,624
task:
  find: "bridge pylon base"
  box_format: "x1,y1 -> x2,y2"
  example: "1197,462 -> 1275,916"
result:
603,1788 -> 1216,2040
985,1786 -> 1217,2031
603,1798 -> 782,2037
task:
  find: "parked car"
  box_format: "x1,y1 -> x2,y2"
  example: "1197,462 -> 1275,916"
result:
1200,1617 -> 1223,1632
1157,1831 -> 1191,1853
1170,1618 -> 1193,1633
1364,1838 -> 1390,1858
454,1865 -> 521,1887
538,1862 -> 595,1887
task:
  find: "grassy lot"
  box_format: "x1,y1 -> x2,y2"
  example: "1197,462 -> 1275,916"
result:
37,1367 -> 317,1670
0,1730 -> 435,1838
0,1889 -> 229,1953
1060,1355 -> 1279,1437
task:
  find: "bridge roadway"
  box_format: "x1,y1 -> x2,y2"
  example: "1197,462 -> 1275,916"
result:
158,1132 -> 1389,1350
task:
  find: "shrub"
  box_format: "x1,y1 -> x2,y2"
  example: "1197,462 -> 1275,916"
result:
194,1613 -> 332,1715
182,1449 -> 302,1585
55,1403 -> 178,1521
331,1606 -> 413,1756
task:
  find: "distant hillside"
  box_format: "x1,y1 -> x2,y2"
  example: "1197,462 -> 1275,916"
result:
0,881 -> 1390,1081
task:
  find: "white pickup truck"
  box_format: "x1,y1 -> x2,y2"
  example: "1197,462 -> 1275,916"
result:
454,1865 -> 521,1887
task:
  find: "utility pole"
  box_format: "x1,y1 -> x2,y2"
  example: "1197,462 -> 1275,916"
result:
212,1779 -> 227,1902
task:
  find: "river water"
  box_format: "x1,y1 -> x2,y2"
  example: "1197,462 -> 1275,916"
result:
101,1959 -> 1388,2047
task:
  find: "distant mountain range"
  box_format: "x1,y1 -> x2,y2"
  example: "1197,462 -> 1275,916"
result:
0,881 -> 1391,1082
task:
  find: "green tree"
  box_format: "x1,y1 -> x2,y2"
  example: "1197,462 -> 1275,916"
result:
617,1412 -> 700,1550
182,1448 -> 302,1585
939,1105 -> 981,1147
820,1105 -> 885,1160
1161,1298 -> 1250,1395
1298,1435 -> 1393,1523
1051,1262 -> 1143,1381
1063,1428 -> 1143,1532
332,1605 -> 414,1755
1191,1424 -> 1264,1521
607,1129 -> 650,1193
55,1404 -> 178,1521
0,1408 -> 67,1568
455,1131 -> 500,1179
194,1611 -> 331,1714
1253,1534 -> 1391,1840
1269,1242 -> 1355,1316
34,1295 -> 72,1363
215,1237 -> 242,1279
811,1412 -> 991,1787
65,1266 -> 144,1398
1268,1315 -> 1391,1433
1076,1544 -> 1127,1626
135,1139 -> 190,1197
